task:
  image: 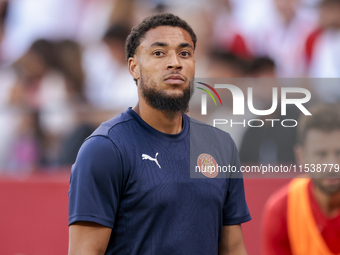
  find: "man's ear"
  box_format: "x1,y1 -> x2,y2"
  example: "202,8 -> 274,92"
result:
128,56 -> 140,81
294,144 -> 304,165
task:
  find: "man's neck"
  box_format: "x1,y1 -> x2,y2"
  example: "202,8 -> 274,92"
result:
132,101 -> 183,134
313,186 -> 340,218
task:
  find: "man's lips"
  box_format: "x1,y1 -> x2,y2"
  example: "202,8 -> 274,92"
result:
164,74 -> 186,84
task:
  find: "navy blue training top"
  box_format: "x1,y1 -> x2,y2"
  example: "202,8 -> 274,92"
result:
69,108 -> 251,255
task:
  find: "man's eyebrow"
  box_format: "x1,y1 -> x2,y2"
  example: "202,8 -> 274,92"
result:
149,42 -> 168,48
148,42 -> 194,50
178,43 -> 193,50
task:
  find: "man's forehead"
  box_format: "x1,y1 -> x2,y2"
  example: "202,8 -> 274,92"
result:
139,26 -> 194,49
304,129 -> 340,149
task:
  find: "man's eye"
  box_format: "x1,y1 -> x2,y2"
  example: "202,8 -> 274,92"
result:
316,151 -> 327,158
180,52 -> 190,57
153,51 -> 164,56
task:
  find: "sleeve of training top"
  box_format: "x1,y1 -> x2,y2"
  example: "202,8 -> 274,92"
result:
68,135 -> 125,228
262,185 -> 292,255
222,137 -> 252,225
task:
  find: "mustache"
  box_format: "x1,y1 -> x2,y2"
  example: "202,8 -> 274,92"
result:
163,71 -> 187,82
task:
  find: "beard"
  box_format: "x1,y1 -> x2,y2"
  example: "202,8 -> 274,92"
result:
140,72 -> 194,119
312,178 -> 340,195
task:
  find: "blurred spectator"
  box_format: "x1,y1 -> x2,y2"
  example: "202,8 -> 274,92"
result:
246,57 -> 277,78
212,0 -> 253,60
55,40 -> 94,166
55,39 -> 122,166
256,0 -> 317,77
55,23 -> 141,166
307,0 -> 340,78
244,57 -> 278,113
83,23 -> 137,111
207,50 -> 247,78
55,40 -> 86,103
10,40 -> 67,110
5,39 -> 76,170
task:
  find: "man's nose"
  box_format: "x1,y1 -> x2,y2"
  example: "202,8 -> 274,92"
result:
167,52 -> 182,71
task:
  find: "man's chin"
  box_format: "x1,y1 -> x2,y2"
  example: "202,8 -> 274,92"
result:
314,178 -> 340,195
140,79 -> 192,116
163,90 -> 185,99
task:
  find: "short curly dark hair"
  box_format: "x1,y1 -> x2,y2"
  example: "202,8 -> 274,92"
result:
125,13 -> 197,62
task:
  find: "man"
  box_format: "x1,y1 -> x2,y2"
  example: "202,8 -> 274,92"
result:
69,13 -> 251,255
83,23 -> 137,111
262,104 -> 340,255
307,0 -> 340,80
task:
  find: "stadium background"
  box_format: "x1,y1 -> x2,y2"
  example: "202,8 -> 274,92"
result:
0,0 -> 339,254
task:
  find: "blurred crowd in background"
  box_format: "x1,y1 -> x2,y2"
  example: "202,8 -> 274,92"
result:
0,0 -> 340,174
